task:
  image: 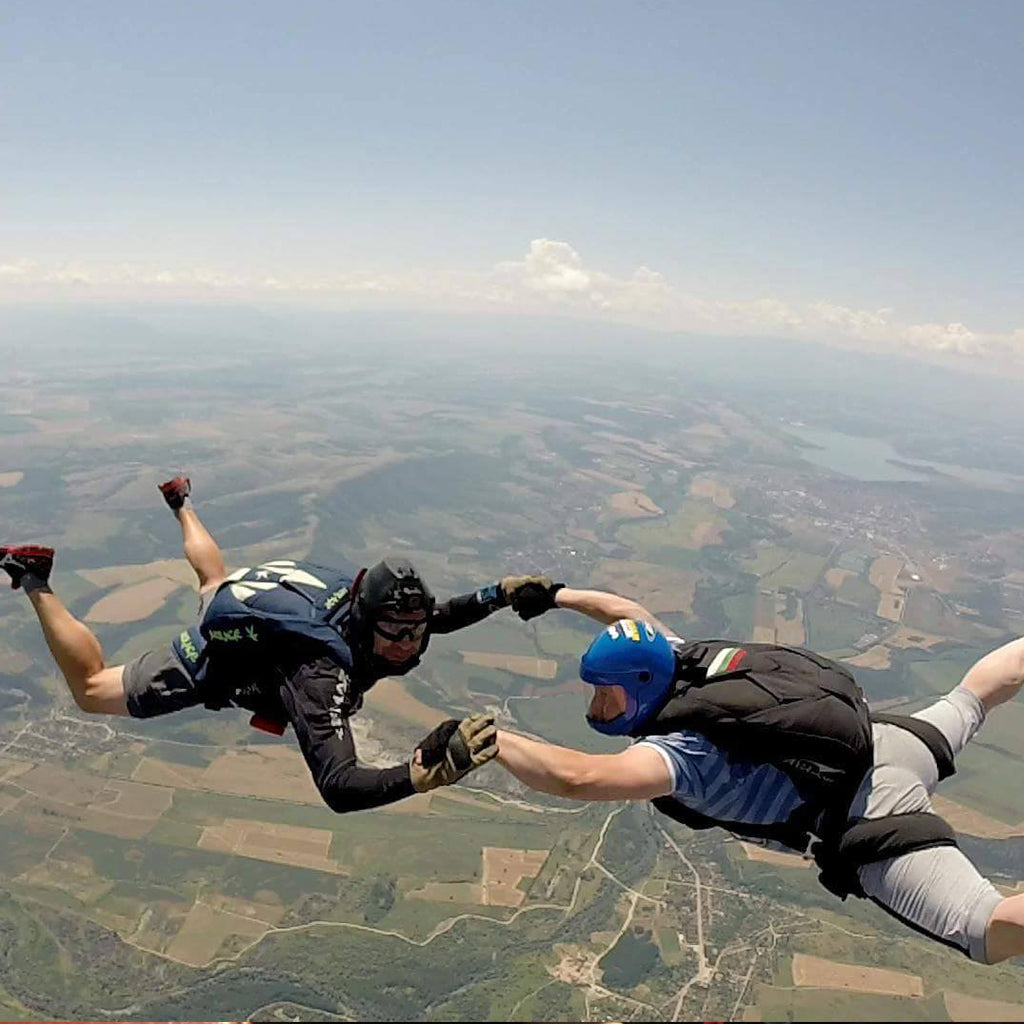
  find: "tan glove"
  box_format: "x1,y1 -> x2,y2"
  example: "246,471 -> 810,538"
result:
410,713 -> 498,792
500,575 -> 563,621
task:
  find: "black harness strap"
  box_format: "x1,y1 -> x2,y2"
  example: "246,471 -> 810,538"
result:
871,712 -> 956,780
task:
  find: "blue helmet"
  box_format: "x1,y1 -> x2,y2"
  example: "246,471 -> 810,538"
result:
580,619 -> 676,736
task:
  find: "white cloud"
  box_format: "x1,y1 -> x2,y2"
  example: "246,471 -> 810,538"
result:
0,259 -> 34,280
2,241 -> 1022,364
509,239 -> 592,293
494,239 -> 673,314
810,302 -> 892,339
901,321 -> 985,355
715,297 -> 805,331
487,244 -> 1023,361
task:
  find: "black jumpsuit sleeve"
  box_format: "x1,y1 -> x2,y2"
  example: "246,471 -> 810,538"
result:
430,582 -> 507,635
278,657 -> 415,812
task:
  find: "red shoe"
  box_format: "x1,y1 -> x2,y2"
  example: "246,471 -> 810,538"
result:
0,545 -> 55,590
158,476 -> 191,511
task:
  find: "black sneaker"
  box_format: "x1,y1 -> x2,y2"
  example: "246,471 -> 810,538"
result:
0,545 -> 55,590
158,476 -> 191,511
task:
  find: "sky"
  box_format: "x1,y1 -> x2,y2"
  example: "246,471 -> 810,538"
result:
2,1 -> 1023,361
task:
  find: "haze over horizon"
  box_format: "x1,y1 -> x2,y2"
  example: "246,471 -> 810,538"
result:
2,2 -> 1022,365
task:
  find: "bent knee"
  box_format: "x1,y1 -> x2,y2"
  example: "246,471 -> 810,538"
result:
985,894 -> 1024,963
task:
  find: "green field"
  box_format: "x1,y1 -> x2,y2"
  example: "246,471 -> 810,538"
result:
963,698 -> 1024,758
903,588 -> 1002,642
419,648 -> 538,703
938,743 -> 1024,824
146,818 -> 204,848
513,691 -> 627,754
906,655 -> 981,696
429,788 -> 550,825
59,510 -> 129,553
654,923 -> 684,965
738,544 -> 791,578
806,599 -> 878,652
0,815 -> 66,882
108,622 -> 184,665
430,618 -> 541,658
776,908 -> 1024,1008
360,818 -> 555,878
752,550 -> 828,591
838,573 -> 883,609
55,828 -> 236,893
533,622 -> 595,659
373,890 -> 510,937
756,986 -> 947,1023
723,590 -> 758,638
772,554 -> 829,590
166,788 -> 339,830
143,740 -> 221,768
616,500 -> 726,558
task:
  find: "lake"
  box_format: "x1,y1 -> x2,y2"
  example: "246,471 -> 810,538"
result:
783,424 -> 1024,490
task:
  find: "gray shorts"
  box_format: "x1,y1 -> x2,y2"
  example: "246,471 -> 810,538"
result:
123,588 -> 214,719
852,685 -> 1003,962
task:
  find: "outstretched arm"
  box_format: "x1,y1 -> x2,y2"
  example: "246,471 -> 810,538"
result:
431,575 -> 559,634
496,729 -> 673,801
280,659 -> 498,812
960,636 -> 1024,713
432,580 -> 675,637
280,659 -> 415,812
430,583 -> 508,634
553,587 -> 673,635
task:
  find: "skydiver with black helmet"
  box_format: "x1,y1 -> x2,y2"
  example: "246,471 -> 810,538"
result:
0,475 -> 560,812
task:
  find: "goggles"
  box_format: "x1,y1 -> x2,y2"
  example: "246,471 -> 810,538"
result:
374,617 -> 428,643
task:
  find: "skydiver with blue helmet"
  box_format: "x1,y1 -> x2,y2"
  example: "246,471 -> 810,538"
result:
497,583 -> 1024,965
1,476 -> 560,812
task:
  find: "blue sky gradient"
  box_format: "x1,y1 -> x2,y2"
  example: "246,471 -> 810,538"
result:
2,2 -> 1022,355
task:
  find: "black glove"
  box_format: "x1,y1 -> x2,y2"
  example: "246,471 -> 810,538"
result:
501,575 -> 564,621
410,714 -> 498,792
415,718 -> 460,767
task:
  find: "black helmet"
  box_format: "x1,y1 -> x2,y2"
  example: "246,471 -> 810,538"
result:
353,558 -> 434,676
358,558 -> 434,619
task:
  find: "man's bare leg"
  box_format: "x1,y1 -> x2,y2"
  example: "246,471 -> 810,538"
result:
27,590 -> 129,714
948,638 -> 1024,961
178,505 -> 227,593
0,546 -> 128,715
159,477 -> 227,593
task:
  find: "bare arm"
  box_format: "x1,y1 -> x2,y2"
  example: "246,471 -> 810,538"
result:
495,729 -> 673,801
960,637 -> 1024,713
554,586 -> 673,635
